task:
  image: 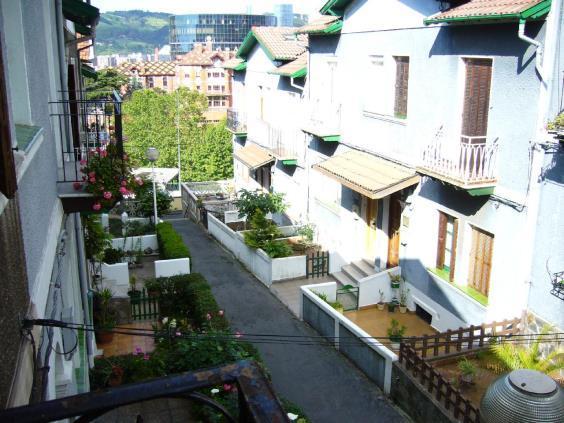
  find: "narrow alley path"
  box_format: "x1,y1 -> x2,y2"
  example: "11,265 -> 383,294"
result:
168,217 -> 407,423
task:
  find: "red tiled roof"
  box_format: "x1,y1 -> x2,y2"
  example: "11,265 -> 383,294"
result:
270,53 -> 307,77
295,15 -> 340,34
425,0 -> 550,23
117,61 -> 175,76
252,27 -> 308,61
176,44 -> 235,66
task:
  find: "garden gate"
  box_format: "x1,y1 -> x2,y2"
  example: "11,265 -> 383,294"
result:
306,251 -> 330,278
130,289 -> 159,320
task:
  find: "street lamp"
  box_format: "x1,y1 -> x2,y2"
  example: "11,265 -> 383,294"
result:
146,147 -> 159,225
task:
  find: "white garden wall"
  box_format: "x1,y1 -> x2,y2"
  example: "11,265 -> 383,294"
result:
208,214 -> 306,286
111,235 -> 158,252
101,262 -> 129,297
358,266 -> 401,308
155,258 -> 191,278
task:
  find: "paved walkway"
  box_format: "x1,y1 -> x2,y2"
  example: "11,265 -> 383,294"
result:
169,218 -> 407,423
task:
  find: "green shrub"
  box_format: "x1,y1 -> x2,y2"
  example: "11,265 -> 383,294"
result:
243,209 -> 284,256
90,352 -> 163,390
103,247 -> 123,264
156,222 -> 190,260
262,239 -> 292,258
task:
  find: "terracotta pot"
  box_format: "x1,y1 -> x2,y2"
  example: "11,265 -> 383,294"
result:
96,329 -> 115,344
399,305 -> 407,314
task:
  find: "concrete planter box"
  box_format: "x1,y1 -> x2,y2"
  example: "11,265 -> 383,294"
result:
207,214 -> 306,286
100,262 -> 129,297
155,258 -> 191,278
111,234 -> 158,253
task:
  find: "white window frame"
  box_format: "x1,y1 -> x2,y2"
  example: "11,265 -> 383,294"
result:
364,54 -> 396,118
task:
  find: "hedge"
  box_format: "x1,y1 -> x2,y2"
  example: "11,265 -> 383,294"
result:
156,222 -> 190,260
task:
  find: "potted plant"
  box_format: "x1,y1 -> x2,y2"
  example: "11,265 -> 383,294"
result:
330,300 -> 344,314
103,247 -> 124,265
388,297 -> 399,312
94,288 -> 116,344
145,278 -> 160,298
128,275 -> 140,298
390,274 -> 402,289
387,319 -> 407,348
377,289 -> 385,311
399,287 -> 410,313
458,358 -> 477,384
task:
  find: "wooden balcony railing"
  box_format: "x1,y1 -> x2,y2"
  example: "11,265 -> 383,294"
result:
227,108 -> 247,135
419,135 -> 498,189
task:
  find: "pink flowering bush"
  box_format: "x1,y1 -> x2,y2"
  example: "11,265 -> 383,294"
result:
80,142 -> 138,211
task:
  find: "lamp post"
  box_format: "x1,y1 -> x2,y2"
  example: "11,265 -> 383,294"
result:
146,147 -> 159,225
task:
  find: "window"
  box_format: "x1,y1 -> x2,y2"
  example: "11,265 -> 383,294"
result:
147,76 -> 154,88
163,76 -> 168,87
254,164 -> 271,191
461,58 -> 492,142
196,85 -> 201,91
436,211 -> 458,282
213,72 -> 220,78
207,72 -> 212,78
393,56 -> 409,119
207,85 -> 211,91
213,85 -> 220,91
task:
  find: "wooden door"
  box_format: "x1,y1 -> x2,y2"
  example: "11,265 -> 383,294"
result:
363,197 -> 378,260
387,193 -> 401,268
468,226 -> 494,297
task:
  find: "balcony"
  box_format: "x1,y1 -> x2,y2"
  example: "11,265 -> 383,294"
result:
227,108 -> 247,136
0,360 -> 288,422
418,135 -> 498,196
51,93 -> 126,212
250,119 -> 302,165
301,100 -> 341,142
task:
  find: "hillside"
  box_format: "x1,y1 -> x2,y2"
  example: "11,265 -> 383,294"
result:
95,10 -> 170,56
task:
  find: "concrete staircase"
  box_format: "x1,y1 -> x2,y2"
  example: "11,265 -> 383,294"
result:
332,259 -> 378,289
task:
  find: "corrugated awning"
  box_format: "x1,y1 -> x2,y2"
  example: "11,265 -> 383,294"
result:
234,144 -> 275,170
313,150 -> 420,199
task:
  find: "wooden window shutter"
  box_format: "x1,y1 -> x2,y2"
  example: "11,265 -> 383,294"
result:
394,56 -> 409,119
436,211 -> 447,268
449,218 -> 459,282
0,34 -> 16,199
462,58 -> 492,139
468,227 -> 494,296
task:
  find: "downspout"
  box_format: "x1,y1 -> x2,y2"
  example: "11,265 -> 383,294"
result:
74,214 -> 92,361
518,19 -> 545,81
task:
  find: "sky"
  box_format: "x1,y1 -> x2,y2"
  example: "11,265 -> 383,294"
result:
91,0 -> 321,17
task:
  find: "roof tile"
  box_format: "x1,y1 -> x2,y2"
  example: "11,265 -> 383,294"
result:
296,15 -> 340,34
253,27 -> 308,61
426,0 -> 547,22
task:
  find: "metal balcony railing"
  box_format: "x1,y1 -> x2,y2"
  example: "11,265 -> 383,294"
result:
0,360 -> 288,423
227,108 -> 247,134
50,92 -> 124,183
420,135 -> 498,186
250,119 -> 302,161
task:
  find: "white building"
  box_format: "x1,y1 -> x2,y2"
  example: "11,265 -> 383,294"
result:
230,0 -> 564,333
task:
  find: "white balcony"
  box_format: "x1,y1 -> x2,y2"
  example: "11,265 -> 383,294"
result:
418,135 -> 498,195
301,100 -> 341,141
227,109 -> 247,135
249,119 -> 302,164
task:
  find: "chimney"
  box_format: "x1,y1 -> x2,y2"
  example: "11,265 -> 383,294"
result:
206,36 -> 213,53
154,47 -> 159,62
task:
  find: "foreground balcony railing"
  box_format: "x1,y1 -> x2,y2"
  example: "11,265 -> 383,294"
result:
0,361 -> 288,423
227,108 -> 247,135
250,119 -> 302,164
418,135 -> 498,193
301,100 -> 341,141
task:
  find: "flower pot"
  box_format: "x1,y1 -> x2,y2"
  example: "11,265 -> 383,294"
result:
387,303 -> 396,312
96,329 -> 114,344
391,282 -> 400,289
377,303 -> 385,311
399,305 -> 407,313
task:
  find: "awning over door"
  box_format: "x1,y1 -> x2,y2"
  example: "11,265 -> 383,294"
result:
234,144 -> 275,170
313,150 -> 420,199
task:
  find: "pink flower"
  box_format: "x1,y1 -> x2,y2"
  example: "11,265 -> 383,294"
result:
134,346 -> 142,355
223,384 -> 232,392
88,171 -> 96,178
235,331 -> 242,339
143,353 -> 150,361
96,147 -> 101,153
92,202 -> 102,211
80,159 -> 87,166
206,313 -> 212,321
176,331 -> 181,336
121,180 -> 127,186
135,177 -> 144,186
73,182 -> 82,190
218,310 -> 224,317
103,191 -> 112,200
119,186 -> 129,195
89,177 -> 96,183
100,150 -> 108,158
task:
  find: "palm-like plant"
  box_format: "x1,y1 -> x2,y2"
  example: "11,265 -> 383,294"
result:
489,326 -> 564,380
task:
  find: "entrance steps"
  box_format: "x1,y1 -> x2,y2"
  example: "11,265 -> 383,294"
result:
332,258 -> 378,288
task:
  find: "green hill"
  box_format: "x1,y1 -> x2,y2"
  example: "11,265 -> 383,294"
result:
95,10 -> 170,56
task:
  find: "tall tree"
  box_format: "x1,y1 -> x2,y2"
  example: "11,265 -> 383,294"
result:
85,68 -> 128,99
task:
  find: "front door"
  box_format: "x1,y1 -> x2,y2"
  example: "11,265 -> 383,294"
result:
387,192 -> 401,268
362,196 -> 378,260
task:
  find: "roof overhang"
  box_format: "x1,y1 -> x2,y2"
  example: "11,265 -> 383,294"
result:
237,30 -> 277,62
81,63 -> 97,79
296,16 -> 343,35
234,144 -> 275,170
424,0 -> 551,25
320,0 -> 354,16
62,0 -> 100,28
313,150 -> 420,199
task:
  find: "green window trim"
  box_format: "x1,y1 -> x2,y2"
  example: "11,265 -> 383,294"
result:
290,68 -> 307,78
281,159 -> 298,166
322,135 -> 340,142
320,0 -> 354,16
424,0 -> 551,25
233,62 -> 247,71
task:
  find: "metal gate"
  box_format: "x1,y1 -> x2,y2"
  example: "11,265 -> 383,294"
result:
306,251 -> 330,278
337,285 -> 359,311
130,289 -> 159,320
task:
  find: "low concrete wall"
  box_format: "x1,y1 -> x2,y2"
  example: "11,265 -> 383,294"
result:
155,258 -> 191,278
208,214 -> 306,286
101,262 -> 129,297
301,283 -> 397,393
224,210 -> 244,223
111,234 -> 158,252
390,363 -> 455,423
358,266 -> 401,308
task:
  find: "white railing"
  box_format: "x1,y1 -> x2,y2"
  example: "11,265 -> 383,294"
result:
250,119 -> 302,160
421,135 -> 498,185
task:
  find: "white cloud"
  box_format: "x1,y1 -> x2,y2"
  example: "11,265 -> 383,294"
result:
91,0 -> 321,17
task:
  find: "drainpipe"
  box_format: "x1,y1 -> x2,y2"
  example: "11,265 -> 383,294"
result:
518,19 -> 545,81
74,214 -> 92,361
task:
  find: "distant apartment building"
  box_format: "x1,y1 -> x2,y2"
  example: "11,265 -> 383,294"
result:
117,61 -> 176,92
274,4 -> 294,27
169,14 -> 277,58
